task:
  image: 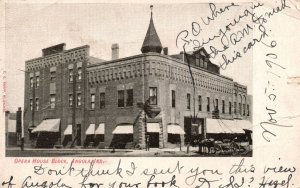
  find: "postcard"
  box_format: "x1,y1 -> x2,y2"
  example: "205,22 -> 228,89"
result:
0,0 -> 299,187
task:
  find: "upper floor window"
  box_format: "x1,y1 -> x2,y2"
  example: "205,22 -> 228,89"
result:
171,90 -> 175,108
30,99 -> 33,111
243,104 -> 246,116
207,97 -> 210,112
187,93 -> 191,110
30,77 -> 34,88
35,98 -> 39,111
91,94 -> 95,109
222,100 -> 225,113
126,89 -> 133,107
50,94 -> 56,109
69,94 -> 73,107
215,99 -> 219,111
100,92 -> 105,109
239,103 -> 242,115
69,69 -> 73,82
50,71 -> 56,81
118,90 -> 125,107
204,61 -> 208,69
229,102 -> 232,114
77,93 -> 82,107
234,102 -> 237,114
149,87 -> 157,105
78,67 -> 82,81
36,76 -> 40,88
247,104 -> 250,116
198,95 -> 202,111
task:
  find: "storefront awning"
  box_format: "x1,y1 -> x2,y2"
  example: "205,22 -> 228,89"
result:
235,120 -> 252,131
32,119 -> 60,133
167,124 -> 185,134
147,123 -> 160,133
95,123 -> 105,134
86,124 -> 95,135
64,124 -> 72,135
206,119 -> 252,134
112,125 -> 133,134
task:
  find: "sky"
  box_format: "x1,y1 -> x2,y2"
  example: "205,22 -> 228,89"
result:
5,2 -> 253,111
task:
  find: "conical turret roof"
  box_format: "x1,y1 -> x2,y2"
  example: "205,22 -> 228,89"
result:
141,6 -> 162,54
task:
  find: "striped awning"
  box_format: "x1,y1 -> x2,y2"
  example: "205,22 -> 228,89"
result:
63,124 -> 72,135
95,123 -> 105,134
147,123 -> 160,133
167,124 -> 185,134
112,125 -> 133,134
32,119 -> 60,133
86,124 -> 95,135
206,119 -> 252,134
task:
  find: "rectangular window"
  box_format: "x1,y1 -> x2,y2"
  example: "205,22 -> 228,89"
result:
35,98 -> 39,111
247,104 -> 250,116
77,93 -> 81,107
69,69 -> 73,82
78,67 -> 82,81
30,99 -> 33,111
215,99 -> 219,111
118,90 -> 125,107
100,92 -> 105,109
50,71 -> 56,81
30,77 -> 34,88
171,90 -> 175,108
239,103 -> 241,115
222,100 -> 225,113
243,104 -> 246,116
187,93 -> 191,110
50,94 -> 56,109
69,94 -> 73,107
36,76 -> 40,88
126,89 -> 133,107
207,97 -> 210,112
149,87 -> 157,105
91,94 -> 95,109
234,102 -> 237,114
198,95 -> 202,111
229,102 -> 232,114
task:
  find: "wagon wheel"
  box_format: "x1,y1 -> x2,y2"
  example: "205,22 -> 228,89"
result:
213,143 -> 223,154
230,142 -> 239,155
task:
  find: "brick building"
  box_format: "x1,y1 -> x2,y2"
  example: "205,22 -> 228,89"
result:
24,8 -> 252,148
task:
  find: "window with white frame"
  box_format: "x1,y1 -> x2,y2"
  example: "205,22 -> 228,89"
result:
35,98 -> 39,111
149,87 -> 157,105
91,94 -> 95,109
77,93 -> 81,107
50,94 -> 56,109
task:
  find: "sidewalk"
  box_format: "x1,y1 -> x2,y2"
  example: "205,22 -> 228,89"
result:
6,146 -> 200,157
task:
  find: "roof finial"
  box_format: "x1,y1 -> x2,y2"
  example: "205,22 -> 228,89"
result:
150,5 -> 153,18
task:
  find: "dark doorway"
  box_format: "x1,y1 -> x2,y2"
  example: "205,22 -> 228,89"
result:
148,133 -> 159,148
76,124 -> 81,146
184,117 -> 204,145
36,132 -> 59,148
184,117 -> 191,144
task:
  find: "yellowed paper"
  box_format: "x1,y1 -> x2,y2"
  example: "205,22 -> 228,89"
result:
0,0 -> 299,187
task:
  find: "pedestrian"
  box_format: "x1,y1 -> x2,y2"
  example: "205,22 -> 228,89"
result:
146,135 -> 150,151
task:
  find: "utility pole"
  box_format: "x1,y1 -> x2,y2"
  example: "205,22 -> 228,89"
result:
184,50 -> 197,154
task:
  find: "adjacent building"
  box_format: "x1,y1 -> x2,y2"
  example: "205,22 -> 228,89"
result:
24,8 -> 252,149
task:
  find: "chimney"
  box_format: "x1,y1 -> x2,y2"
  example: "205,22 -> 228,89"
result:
16,107 -> 22,134
163,47 -> 168,55
111,43 -> 119,60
